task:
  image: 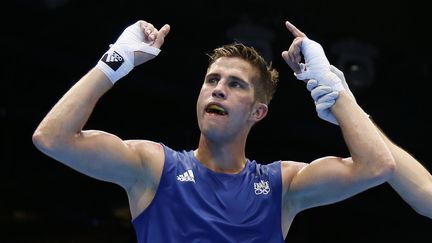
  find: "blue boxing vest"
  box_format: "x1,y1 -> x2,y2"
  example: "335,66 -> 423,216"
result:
132,144 -> 283,243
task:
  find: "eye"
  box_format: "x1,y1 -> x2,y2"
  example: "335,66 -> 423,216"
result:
229,81 -> 243,89
206,77 -> 219,85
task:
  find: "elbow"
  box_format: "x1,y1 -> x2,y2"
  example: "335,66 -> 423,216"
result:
361,153 -> 396,183
32,127 -> 54,153
373,154 -> 397,181
32,126 -> 68,154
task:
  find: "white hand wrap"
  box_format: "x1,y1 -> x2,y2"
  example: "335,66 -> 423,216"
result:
307,66 -> 368,125
96,21 -> 161,84
329,65 -> 355,101
294,38 -> 344,92
307,80 -> 339,125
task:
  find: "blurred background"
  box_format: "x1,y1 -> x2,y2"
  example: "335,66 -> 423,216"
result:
3,0 -> 431,242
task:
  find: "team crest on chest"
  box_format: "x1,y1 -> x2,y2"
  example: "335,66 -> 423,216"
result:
254,180 -> 270,195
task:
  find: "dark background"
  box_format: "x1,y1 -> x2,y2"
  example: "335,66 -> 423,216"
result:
3,0 -> 431,242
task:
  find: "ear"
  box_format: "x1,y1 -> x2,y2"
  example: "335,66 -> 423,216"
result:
250,103 -> 268,122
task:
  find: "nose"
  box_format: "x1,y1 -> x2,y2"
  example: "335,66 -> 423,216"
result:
212,89 -> 226,99
212,82 -> 226,99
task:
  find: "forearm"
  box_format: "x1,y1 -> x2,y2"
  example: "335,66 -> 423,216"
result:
378,130 -> 432,218
33,68 -> 112,148
332,91 -> 395,180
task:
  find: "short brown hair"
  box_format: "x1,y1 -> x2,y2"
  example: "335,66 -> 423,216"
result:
207,42 -> 279,105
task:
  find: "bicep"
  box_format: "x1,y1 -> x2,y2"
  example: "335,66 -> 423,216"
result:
288,156 -> 373,212
47,129 -> 151,187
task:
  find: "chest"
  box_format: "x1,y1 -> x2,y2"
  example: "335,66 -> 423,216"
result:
162,167 -> 274,221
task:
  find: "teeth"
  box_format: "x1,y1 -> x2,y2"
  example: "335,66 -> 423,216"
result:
208,105 -> 225,112
206,104 -> 227,115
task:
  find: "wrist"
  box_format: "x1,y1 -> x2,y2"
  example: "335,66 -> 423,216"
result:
320,72 -> 344,92
96,45 -> 134,84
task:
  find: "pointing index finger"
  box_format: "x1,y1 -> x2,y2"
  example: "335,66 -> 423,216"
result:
285,21 -> 307,38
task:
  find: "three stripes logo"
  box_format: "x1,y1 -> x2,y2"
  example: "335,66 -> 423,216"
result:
101,51 -> 124,71
177,169 -> 195,183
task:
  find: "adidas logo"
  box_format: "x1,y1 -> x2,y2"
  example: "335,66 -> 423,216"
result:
177,169 -> 195,183
101,51 -> 124,71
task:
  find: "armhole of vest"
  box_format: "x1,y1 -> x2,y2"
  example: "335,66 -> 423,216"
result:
276,161 -> 283,201
131,143 -> 175,225
269,161 -> 283,191
271,160 -> 283,240
159,143 -> 176,163
157,143 -> 175,188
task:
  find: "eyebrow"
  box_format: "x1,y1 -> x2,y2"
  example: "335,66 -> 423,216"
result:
230,75 -> 246,83
205,73 -> 249,85
205,73 -> 219,79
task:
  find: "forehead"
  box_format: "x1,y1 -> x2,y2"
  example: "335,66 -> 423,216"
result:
207,57 -> 256,82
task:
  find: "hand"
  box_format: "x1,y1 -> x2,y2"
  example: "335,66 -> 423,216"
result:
96,20 -> 171,84
307,65 -> 358,125
125,20 -> 171,66
281,21 -> 307,75
307,79 -> 339,125
282,21 -> 344,92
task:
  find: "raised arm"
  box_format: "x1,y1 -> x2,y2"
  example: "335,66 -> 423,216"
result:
307,63 -> 432,219
32,20 -> 170,190
281,21 -> 395,212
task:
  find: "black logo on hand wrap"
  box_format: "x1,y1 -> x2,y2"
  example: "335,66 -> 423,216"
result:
101,51 -> 124,71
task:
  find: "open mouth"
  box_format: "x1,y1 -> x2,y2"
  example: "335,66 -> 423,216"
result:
205,104 -> 228,115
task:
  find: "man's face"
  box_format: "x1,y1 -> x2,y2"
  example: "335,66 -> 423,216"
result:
196,57 -> 264,141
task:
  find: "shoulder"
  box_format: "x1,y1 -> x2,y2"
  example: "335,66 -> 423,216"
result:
278,161 -> 308,214
281,160 -> 308,175
124,141 -> 195,170
253,160 -> 308,179
280,160 -> 308,191
125,140 -> 164,161
124,140 -> 165,179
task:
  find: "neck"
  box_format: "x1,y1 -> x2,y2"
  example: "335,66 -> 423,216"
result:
195,134 -> 247,174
